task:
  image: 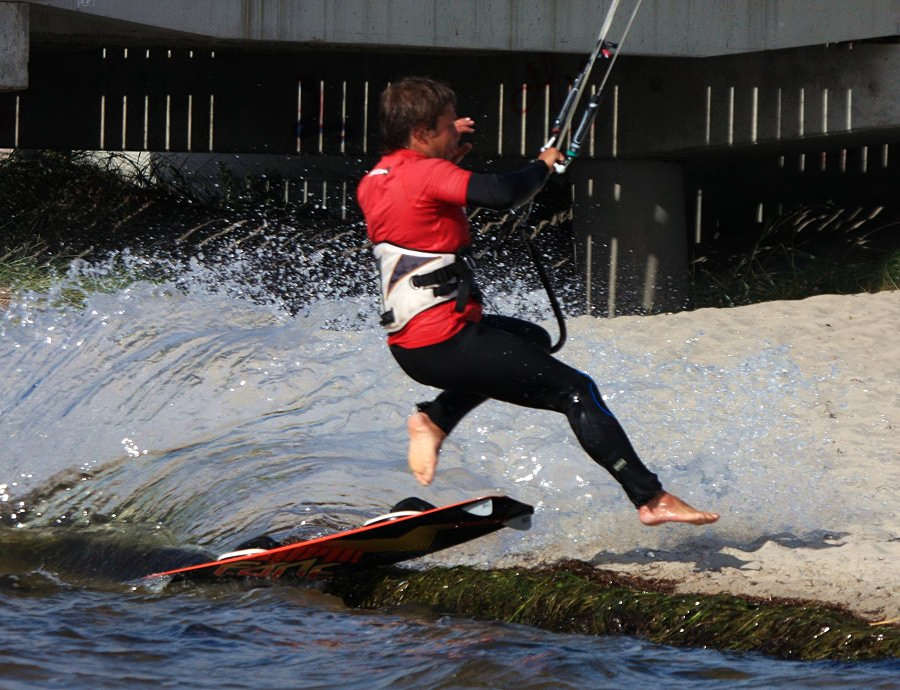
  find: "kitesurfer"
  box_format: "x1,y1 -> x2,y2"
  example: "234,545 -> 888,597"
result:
356,76 -> 718,526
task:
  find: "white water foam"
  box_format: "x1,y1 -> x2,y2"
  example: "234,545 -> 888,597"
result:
0,255 -> 851,568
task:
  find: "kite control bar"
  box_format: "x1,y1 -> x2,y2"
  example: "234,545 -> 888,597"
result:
544,0 -> 623,152
545,0 -> 644,172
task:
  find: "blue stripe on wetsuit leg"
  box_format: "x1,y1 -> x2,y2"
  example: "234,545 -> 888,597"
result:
579,371 -> 616,418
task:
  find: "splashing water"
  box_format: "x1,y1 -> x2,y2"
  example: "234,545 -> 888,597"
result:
0,246 -> 845,568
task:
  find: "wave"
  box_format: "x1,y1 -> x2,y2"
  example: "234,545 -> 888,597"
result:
2,251 -> 885,580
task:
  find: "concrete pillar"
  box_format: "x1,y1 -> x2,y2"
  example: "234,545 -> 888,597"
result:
571,160 -> 689,316
0,2 -> 28,91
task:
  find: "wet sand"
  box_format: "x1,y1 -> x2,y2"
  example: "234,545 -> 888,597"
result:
591,291 -> 899,622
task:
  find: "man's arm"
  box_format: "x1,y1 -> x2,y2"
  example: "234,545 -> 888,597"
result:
466,160 -> 551,210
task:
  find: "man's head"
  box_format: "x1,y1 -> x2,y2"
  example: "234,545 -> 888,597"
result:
379,77 -> 458,154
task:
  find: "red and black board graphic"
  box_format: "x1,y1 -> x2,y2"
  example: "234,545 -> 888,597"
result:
143,495 -> 533,584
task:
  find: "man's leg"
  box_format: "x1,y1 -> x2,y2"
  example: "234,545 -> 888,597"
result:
392,315 -> 546,486
406,391 -> 486,486
391,317 -> 718,524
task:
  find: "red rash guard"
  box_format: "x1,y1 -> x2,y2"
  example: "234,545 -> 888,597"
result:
357,148 -> 483,348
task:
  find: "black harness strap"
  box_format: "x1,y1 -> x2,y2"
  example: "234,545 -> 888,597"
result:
409,247 -> 480,313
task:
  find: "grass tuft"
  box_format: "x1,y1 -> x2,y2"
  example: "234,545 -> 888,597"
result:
691,201 -> 899,308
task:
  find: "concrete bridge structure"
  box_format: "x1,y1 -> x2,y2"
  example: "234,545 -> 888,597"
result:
2,1 -> 898,314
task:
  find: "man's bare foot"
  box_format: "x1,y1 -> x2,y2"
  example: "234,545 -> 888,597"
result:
637,491 -> 720,526
407,412 -> 447,486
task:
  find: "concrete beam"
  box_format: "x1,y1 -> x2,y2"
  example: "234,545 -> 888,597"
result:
613,43 -> 900,157
23,0 -> 900,58
0,2 -> 29,91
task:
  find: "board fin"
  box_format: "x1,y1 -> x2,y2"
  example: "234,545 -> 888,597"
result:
217,534 -> 281,559
363,497 -> 438,527
389,497 -> 437,512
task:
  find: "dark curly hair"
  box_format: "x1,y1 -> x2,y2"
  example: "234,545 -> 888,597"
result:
378,77 -> 457,152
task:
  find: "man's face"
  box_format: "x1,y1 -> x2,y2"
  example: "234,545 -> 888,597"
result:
416,104 -> 460,161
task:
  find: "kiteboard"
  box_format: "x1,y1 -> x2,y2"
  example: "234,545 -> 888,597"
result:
142,494 -> 532,584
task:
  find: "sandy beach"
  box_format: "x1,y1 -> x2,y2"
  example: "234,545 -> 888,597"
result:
588,291 -> 899,623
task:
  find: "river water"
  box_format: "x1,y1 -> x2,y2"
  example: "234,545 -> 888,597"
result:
1,253 -> 896,688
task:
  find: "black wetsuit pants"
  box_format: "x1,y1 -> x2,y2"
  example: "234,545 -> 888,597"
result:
390,314 -> 663,508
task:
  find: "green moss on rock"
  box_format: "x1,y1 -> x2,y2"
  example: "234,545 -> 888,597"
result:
328,562 -> 899,661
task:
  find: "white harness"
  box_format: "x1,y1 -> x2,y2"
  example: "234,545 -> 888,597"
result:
372,242 -> 478,333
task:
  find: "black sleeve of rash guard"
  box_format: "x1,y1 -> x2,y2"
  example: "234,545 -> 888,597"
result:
465,160 -> 550,210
